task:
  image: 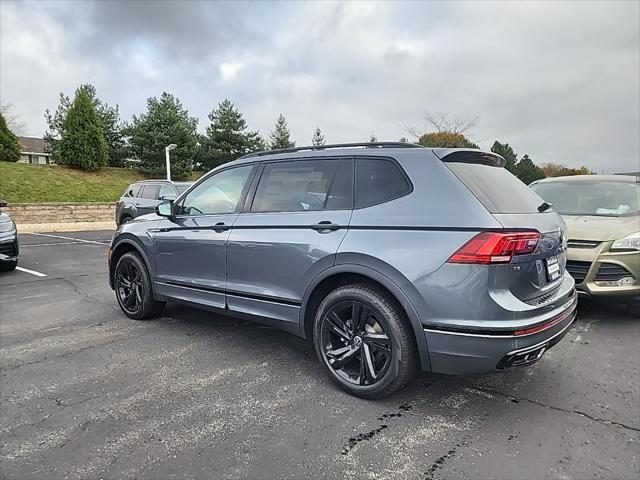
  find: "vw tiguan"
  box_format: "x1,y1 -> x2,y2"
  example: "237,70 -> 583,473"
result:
108,143 -> 576,398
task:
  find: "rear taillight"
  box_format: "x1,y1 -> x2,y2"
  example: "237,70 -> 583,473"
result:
448,231 -> 540,264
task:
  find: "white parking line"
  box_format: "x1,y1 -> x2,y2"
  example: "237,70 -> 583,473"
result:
25,232 -> 110,246
15,266 -> 47,277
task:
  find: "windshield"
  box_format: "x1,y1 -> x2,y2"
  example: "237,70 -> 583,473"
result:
531,180 -> 640,217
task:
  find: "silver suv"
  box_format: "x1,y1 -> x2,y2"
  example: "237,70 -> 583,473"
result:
108,143 -> 576,398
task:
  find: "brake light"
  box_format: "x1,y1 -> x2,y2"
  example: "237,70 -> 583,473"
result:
449,231 -> 540,264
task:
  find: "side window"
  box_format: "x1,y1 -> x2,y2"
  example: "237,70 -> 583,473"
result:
125,184 -> 141,198
159,184 -> 176,200
356,158 -> 411,208
251,159 -> 351,213
139,185 -> 160,200
178,165 -> 253,215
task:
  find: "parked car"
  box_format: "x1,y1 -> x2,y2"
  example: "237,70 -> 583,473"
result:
108,143 -> 576,398
530,175 -> 639,312
115,180 -> 193,226
0,199 -> 19,272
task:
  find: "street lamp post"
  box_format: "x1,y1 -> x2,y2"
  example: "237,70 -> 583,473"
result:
165,144 -> 177,181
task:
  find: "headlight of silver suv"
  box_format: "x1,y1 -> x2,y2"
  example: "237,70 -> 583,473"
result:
611,232 -> 640,252
0,221 -> 16,233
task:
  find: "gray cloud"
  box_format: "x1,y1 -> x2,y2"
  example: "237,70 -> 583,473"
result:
1,0 -> 638,172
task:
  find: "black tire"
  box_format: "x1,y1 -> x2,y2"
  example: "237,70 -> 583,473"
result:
0,260 -> 18,272
114,251 -> 165,320
313,284 -> 418,399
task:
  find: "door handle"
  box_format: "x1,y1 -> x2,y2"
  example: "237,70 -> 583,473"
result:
310,221 -> 340,232
212,222 -> 231,233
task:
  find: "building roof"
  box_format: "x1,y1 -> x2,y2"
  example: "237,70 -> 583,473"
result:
18,137 -> 49,155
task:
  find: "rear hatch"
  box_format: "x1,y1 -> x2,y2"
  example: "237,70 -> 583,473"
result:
440,151 -> 567,303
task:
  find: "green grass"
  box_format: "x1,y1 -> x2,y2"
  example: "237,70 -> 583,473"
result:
0,163 -> 203,203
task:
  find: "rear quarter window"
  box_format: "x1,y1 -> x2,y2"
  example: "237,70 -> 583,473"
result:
447,163 -> 544,214
356,157 -> 411,208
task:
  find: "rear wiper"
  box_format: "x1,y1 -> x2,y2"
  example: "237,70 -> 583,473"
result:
537,202 -> 552,213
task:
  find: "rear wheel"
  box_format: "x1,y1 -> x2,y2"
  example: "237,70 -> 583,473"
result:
313,284 -> 417,399
114,252 -> 165,320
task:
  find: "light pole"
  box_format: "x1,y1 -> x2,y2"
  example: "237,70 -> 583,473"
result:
164,144 -> 177,181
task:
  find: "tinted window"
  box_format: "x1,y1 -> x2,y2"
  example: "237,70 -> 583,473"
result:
356,158 -> 411,208
175,184 -> 191,194
251,159 -> 350,213
139,185 -> 160,200
159,184 -> 176,200
124,184 -> 141,198
326,159 -> 354,210
178,165 -> 253,215
447,163 -> 543,213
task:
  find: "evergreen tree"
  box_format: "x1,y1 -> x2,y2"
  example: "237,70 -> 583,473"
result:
312,127 -> 325,146
491,141 -> 518,174
128,92 -> 198,180
44,84 -> 125,166
369,134 -> 378,143
200,100 -> 263,169
59,90 -> 109,171
399,137 -> 408,143
269,114 -> 295,149
516,154 -> 545,184
0,113 -> 21,162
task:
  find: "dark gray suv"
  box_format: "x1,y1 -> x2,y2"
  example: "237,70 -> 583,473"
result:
115,180 -> 192,225
108,143 -> 576,398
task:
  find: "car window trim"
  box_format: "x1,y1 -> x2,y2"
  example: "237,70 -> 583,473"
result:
354,155 -> 414,209
172,164 -> 258,218
244,156 -> 355,214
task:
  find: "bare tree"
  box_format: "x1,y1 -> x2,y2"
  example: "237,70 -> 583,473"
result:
404,112 -> 479,139
0,100 -> 28,136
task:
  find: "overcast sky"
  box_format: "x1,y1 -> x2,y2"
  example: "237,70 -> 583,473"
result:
1,0 -> 638,172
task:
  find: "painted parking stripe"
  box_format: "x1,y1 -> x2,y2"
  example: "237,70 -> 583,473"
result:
20,241 -> 87,248
15,266 -> 47,277
25,232 -> 110,246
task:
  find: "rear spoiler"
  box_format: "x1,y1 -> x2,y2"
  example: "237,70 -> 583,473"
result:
432,149 -> 506,168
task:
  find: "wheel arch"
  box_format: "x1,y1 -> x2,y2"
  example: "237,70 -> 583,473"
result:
300,264 -> 431,371
109,238 -> 155,294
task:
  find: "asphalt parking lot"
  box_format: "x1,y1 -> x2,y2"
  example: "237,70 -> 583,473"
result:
1,230 -> 638,480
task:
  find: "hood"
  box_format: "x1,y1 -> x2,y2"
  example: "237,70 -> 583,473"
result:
562,214 -> 639,241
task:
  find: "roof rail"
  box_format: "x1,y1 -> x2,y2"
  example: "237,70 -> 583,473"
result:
240,142 -> 423,159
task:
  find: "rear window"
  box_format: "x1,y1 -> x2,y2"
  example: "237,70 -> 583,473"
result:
447,163 -> 544,214
356,157 -> 411,208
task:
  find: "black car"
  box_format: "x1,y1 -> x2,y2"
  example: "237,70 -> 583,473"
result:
0,199 -> 18,272
115,180 -> 192,226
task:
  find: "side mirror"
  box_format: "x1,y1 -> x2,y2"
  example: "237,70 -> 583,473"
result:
156,200 -> 174,219
0,199 -> 6,208
159,194 -> 176,201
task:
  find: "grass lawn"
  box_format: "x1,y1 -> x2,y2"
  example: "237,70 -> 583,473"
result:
0,163 -> 203,203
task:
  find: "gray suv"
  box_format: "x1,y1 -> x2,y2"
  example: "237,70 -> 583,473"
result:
108,143 -> 576,398
115,180 -> 192,225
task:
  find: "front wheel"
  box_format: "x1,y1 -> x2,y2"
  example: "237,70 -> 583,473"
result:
313,284 -> 417,399
114,252 -> 165,320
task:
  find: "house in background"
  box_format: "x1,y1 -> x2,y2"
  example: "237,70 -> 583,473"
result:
18,137 -> 54,165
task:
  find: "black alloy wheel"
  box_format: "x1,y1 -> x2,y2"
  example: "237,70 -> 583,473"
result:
114,252 -> 165,320
314,284 -> 417,399
320,301 -> 392,386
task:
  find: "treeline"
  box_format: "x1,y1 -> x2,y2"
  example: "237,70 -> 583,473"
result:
0,84 -> 594,183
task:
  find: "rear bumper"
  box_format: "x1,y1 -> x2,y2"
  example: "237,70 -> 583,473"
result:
424,294 -> 577,375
